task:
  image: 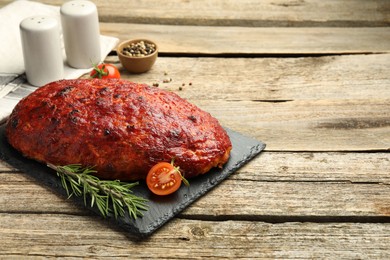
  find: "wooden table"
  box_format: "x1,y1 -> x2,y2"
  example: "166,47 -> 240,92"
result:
1,0 -> 389,258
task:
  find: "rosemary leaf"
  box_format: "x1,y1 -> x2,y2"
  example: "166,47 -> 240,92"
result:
90,192 -> 95,208
48,163 -> 148,219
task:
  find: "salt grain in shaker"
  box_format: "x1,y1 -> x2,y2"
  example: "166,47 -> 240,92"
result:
20,16 -> 64,87
61,0 -> 101,69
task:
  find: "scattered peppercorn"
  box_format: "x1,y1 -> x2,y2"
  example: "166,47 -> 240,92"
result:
121,40 -> 156,57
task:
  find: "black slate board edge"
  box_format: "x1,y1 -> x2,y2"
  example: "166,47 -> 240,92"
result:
0,124 -> 266,237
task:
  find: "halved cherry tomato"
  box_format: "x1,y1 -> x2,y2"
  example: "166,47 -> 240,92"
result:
90,63 -> 120,79
146,162 -> 185,196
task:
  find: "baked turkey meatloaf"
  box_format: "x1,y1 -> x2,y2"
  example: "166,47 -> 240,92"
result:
6,79 -> 232,180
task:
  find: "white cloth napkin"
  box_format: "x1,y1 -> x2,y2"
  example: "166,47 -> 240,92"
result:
0,0 -> 119,123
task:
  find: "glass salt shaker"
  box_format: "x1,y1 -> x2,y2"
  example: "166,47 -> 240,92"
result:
60,0 -> 101,69
19,16 -> 64,87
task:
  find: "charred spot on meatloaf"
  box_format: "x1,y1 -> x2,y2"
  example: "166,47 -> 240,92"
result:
5,78 -> 232,181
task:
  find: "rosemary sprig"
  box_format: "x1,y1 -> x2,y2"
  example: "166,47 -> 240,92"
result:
47,163 -> 148,219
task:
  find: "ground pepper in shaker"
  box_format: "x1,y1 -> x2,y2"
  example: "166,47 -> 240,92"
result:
60,0 -> 101,69
19,16 -> 64,87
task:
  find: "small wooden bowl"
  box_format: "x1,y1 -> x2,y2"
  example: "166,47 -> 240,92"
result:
117,39 -> 158,74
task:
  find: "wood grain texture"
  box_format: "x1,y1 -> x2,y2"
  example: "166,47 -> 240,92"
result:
1,0 -> 388,27
0,0 -> 389,258
111,54 -> 390,151
111,54 -> 390,101
95,0 -> 390,27
184,179 -> 390,219
235,152 -> 390,184
1,1 -> 389,55
200,99 -> 390,151
1,152 -> 388,219
0,214 -> 389,259
100,23 -> 390,54
4,53 -> 390,152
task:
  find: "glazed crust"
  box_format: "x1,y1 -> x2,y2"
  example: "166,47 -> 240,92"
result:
6,79 -> 232,180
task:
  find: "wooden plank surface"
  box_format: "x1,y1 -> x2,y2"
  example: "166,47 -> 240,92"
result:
2,1 -> 389,54
100,23 -> 390,54
1,151 -> 389,257
1,50 -> 389,257
0,0 -> 389,258
1,152 -> 389,218
94,0 -> 390,27
0,214 -> 389,258
109,54 -> 390,102
107,54 -> 390,151
2,0 -> 388,27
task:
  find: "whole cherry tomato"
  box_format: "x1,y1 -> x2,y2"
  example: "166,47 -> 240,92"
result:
146,161 -> 189,196
90,63 -> 120,79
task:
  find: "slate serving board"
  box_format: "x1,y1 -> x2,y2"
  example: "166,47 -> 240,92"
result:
0,124 -> 265,237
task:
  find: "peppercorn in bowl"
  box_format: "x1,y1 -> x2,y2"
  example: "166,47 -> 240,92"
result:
117,39 -> 158,74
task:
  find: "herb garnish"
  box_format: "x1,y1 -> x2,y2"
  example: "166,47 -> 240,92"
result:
47,163 -> 148,219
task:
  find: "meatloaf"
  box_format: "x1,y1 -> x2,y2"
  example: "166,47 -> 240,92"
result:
6,79 -> 232,180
